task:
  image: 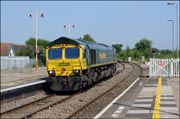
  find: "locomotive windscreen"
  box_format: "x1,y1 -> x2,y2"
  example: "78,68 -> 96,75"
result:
65,47 -> 79,59
48,48 -> 62,59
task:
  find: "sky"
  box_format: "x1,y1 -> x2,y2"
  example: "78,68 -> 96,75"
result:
1,1 -> 179,50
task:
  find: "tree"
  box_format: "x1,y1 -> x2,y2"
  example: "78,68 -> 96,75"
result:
155,49 -> 172,58
16,46 -> 34,58
81,34 -> 96,42
16,38 -> 50,66
135,38 -> 152,52
25,37 -> 49,49
112,44 -> 123,54
25,37 -> 36,48
125,46 -> 133,61
134,38 -> 152,59
131,50 -> 142,60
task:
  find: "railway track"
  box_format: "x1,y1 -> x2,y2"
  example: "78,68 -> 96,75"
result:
0,61 -> 138,118
66,61 -> 142,118
0,93 -> 73,118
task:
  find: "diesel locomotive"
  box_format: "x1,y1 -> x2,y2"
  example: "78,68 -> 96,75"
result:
46,37 -> 116,91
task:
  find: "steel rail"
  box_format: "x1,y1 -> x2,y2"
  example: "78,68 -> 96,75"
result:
0,93 -> 74,119
0,61 -> 127,118
66,61 -> 142,118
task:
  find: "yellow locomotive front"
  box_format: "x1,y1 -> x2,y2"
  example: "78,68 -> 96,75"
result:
46,44 -> 85,77
46,37 -> 88,91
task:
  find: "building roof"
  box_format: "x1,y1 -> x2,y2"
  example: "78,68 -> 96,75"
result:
0,43 -> 25,56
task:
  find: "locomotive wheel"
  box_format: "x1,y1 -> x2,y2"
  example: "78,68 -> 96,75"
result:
83,81 -> 88,88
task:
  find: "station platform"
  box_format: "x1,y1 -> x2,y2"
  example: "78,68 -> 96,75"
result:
95,77 -> 180,119
0,67 -> 48,93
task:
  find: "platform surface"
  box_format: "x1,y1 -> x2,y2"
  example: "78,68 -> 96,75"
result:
95,77 -> 180,119
1,67 -> 48,90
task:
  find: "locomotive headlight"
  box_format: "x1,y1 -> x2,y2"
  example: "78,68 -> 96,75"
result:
73,69 -> 80,74
49,70 -> 55,75
49,70 -> 52,74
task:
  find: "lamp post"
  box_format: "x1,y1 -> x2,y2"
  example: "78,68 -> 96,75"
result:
29,9 -> 44,70
168,20 -> 174,58
167,2 -> 179,58
64,23 -> 75,38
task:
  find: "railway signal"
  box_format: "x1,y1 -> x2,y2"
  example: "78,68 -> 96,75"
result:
152,48 -> 157,54
152,48 -> 158,58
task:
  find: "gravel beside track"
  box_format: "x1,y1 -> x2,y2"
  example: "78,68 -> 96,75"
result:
0,63 -> 124,118
0,90 -> 47,114
31,62 -> 141,118
0,92 -> 70,118
0,62 -> 141,118
69,62 -> 142,118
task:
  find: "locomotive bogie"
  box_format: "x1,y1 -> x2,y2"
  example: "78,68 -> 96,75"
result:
49,76 -> 82,91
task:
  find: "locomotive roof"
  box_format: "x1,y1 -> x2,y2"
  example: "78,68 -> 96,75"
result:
48,37 -> 113,50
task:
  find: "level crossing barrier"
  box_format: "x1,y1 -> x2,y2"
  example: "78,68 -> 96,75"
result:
149,58 -> 179,77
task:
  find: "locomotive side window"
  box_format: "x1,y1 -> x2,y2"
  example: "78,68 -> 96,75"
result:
90,49 -> 96,64
65,48 -> 79,59
83,49 -> 86,58
48,48 -> 62,59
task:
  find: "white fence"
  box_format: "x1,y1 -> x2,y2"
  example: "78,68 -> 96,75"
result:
149,58 -> 179,77
0,56 -> 35,70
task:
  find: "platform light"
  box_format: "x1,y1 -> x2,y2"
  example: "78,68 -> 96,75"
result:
167,2 -> 179,58
63,23 -> 75,38
167,19 -> 175,57
29,9 -> 45,70
29,13 -> 32,18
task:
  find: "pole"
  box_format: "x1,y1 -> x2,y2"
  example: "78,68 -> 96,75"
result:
176,4 -> 179,58
68,23 -> 71,38
35,9 -> 38,70
168,20 -> 175,57
64,22 -> 75,38
167,2 -> 179,58
172,20 -> 174,58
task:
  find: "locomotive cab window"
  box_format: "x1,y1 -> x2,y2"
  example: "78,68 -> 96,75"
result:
65,47 -> 79,59
48,48 -> 62,59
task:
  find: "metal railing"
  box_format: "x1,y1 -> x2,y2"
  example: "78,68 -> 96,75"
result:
0,56 -> 35,70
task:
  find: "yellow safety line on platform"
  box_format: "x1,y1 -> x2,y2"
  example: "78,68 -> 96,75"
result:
152,77 -> 162,119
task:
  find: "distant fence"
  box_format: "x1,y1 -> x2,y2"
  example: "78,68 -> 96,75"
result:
149,58 -> 180,77
0,56 -> 36,70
